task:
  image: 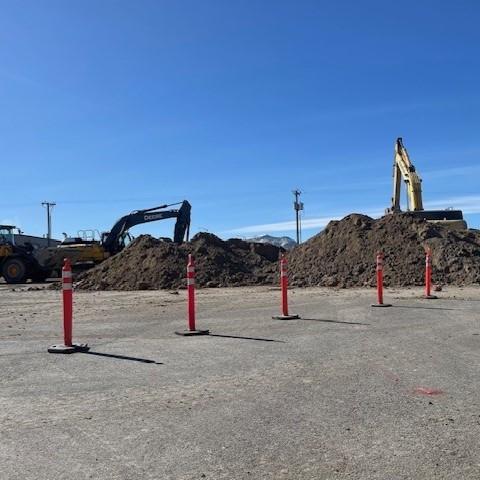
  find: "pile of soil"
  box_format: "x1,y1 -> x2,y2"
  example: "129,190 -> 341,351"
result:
286,214 -> 480,287
76,233 -> 282,291
75,214 -> 480,291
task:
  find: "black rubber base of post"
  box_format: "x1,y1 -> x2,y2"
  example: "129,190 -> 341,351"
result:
423,295 -> 438,299
371,303 -> 392,308
175,329 -> 210,336
272,314 -> 300,320
48,343 -> 90,354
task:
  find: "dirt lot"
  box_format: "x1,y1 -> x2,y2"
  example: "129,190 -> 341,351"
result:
1,284 -> 479,479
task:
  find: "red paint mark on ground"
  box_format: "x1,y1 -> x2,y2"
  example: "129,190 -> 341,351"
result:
414,387 -> 444,396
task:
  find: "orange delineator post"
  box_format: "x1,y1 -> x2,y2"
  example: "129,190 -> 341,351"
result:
281,255 -> 289,316
62,258 -> 73,347
187,255 -> 196,331
175,254 -> 209,336
48,258 -> 89,354
372,252 -> 391,307
424,249 -> 437,299
272,254 -> 300,320
377,253 -> 384,305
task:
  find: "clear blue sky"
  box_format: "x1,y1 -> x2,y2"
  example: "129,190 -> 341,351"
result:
2,0 -> 479,241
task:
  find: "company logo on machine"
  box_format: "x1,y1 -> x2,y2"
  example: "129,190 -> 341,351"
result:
144,213 -> 165,221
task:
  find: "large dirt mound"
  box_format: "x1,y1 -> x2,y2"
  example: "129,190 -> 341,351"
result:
286,214 -> 480,287
75,215 -> 480,291
76,233 -> 282,291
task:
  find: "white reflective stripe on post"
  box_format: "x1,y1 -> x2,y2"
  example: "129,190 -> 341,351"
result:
281,271 -> 287,277
187,278 -> 195,286
63,271 -> 72,289
187,266 -> 195,273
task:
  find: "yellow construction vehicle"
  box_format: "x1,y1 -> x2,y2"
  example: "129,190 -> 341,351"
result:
37,200 -> 192,274
386,138 -> 467,229
0,225 -> 50,283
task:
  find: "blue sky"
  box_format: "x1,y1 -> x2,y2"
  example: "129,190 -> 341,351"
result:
1,0 -> 479,241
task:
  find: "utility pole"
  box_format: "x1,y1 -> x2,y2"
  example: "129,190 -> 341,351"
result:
41,201 -> 56,247
292,189 -> 303,244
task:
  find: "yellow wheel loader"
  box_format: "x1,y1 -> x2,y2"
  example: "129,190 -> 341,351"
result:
0,226 -> 50,283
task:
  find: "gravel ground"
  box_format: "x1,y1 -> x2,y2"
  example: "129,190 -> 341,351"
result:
0,284 -> 479,479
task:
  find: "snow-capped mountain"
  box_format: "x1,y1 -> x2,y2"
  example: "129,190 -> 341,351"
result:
248,235 -> 297,250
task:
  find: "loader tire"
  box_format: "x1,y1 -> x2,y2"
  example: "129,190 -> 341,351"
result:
2,257 -> 28,284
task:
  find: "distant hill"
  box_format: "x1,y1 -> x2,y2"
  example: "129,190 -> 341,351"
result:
248,234 -> 297,250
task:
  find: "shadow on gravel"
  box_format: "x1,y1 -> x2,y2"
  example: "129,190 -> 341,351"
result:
300,318 -> 370,326
80,351 -> 163,364
392,305 -> 457,311
209,334 -> 285,343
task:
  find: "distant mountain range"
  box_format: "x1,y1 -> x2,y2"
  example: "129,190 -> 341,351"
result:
248,234 -> 297,250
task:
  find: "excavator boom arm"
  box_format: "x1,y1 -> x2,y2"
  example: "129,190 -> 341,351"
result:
391,138 -> 424,212
102,200 -> 191,253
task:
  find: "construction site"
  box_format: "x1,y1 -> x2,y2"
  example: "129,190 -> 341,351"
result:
5,0 -> 480,477
2,138 -> 477,290
2,134 -> 480,479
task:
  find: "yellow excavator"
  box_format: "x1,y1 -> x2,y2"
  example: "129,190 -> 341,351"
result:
386,138 -> 467,229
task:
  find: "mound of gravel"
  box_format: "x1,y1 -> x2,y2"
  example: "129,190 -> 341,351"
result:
286,214 -> 480,288
76,233 -> 282,291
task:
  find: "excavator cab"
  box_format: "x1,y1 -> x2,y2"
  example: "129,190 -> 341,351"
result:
100,231 -> 134,250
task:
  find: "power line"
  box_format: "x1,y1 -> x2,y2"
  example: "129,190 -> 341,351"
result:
41,201 -> 56,246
